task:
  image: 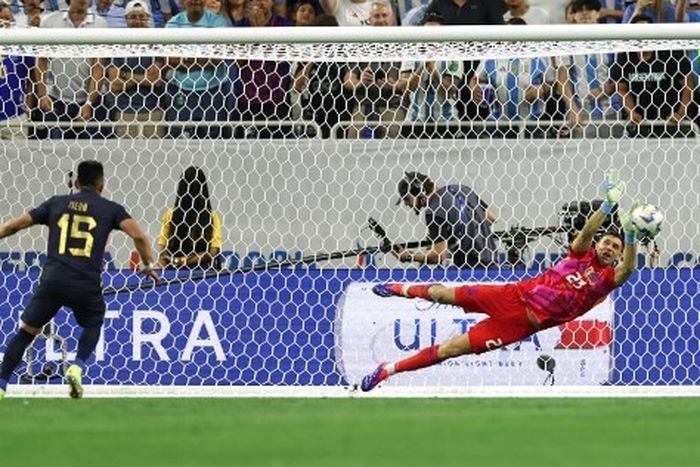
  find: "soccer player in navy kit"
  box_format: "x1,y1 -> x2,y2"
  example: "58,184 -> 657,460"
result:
0,161 -> 159,398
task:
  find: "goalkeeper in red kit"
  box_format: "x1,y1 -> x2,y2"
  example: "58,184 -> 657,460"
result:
361,171 -> 648,392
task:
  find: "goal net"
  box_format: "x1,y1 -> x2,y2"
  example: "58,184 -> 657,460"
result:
0,26 -> 698,396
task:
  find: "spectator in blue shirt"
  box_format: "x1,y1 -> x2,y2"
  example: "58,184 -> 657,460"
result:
0,4 -> 35,138
165,0 -> 232,138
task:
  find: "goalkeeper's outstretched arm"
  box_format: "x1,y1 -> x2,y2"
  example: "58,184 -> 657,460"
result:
615,202 -> 642,285
571,171 -> 624,253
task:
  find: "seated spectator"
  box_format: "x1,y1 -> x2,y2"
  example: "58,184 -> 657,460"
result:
598,0 -> 625,22
0,2 -> 11,27
319,0 -> 372,25
0,4 -> 34,139
95,0 -> 127,27
622,0 -> 679,22
104,1 -> 165,138
165,0 -> 231,138
676,0 -> 700,121
293,0 -> 316,24
14,0 -> 46,27
565,0 -> 577,22
504,0 -> 552,24
397,13 -> 464,136
33,0 -> 108,139
402,3 -> 428,25
474,18 -> 551,130
205,0 -> 232,23
148,0 -> 174,27
229,0 -> 246,22
556,0 -> 621,133
611,15 -> 693,132
273,0 -> 289,18
425,0 -> 506,24
234,0 -> 293,137
293,14 -> 352,137
342,2 -> 404,137
157,166 -> 223,270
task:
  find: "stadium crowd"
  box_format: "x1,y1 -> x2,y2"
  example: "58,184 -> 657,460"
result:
0,0 -> 698,138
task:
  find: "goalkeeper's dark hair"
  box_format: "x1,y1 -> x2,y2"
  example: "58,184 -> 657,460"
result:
168,166 -> 214,258
77,160 -> 104,188
601,228 -> 624,245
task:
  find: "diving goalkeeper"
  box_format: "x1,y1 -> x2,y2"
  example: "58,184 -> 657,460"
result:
362,171 -> 646,392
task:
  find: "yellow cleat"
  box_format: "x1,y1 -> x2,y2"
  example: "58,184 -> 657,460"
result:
0,388 -> 5,399
66,365 -> 83,399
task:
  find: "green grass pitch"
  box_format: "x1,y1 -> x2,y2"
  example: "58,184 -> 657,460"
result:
1,398 -> 698,467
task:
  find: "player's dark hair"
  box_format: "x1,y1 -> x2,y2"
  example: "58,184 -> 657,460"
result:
76,160 -> 104,188
570,0 -> 601,13
168,166 -> 214,259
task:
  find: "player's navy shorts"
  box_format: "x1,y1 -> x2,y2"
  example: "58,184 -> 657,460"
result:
21,280 -> 106,329
454,284 -> 538,354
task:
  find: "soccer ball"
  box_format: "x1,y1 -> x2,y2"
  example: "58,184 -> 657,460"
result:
630,204 -> 664,238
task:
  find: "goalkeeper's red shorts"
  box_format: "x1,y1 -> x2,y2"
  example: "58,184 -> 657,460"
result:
454,284 -> 538,354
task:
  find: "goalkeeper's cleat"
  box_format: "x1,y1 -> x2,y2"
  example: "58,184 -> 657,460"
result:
0,388 -> 5,399
66,365 -> 83,399
361,363 -> 389,392
372,283 -> 403,298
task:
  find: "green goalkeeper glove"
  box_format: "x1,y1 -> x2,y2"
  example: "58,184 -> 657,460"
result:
618,201 -> 640,244
601,170 -> 625,214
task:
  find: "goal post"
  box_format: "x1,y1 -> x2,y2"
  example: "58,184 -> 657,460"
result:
0,25 -> 699,397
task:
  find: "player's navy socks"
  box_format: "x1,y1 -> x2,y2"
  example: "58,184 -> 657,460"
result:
75,325 -> 101,368
0,329 -> 35,383
391,345 -> 443,374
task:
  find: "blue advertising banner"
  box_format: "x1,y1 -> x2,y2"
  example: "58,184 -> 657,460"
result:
0,267 -> 698,386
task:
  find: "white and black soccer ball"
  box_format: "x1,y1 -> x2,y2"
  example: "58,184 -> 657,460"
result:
631,204 -> 664,238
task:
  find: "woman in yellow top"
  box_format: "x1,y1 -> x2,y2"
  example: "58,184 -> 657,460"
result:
157,166 -> 223,269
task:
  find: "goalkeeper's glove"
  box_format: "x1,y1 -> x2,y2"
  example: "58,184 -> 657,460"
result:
618,201 -> 640,244
601,170 -> 626,214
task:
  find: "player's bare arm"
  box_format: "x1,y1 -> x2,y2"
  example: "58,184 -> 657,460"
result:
572,171 -> 625,253
120,218 -> 160,282
0,212 -> 34,240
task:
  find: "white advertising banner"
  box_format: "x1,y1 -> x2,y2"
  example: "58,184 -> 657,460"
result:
337,282 -> 613,386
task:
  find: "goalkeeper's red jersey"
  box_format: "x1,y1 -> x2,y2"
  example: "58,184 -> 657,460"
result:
516,247 -> 617,327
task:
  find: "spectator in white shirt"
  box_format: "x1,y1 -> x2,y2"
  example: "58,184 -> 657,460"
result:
319,0 -> 372,25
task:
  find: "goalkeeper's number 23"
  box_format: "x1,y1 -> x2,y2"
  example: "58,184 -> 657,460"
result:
57,214 -> 97,257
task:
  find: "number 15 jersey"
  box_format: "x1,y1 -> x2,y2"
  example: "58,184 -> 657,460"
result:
29,188 -> 131,285
516,247 -> 617,327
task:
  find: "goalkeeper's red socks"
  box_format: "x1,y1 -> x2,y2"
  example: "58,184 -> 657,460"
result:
387,283 -> 439,300
386,345 -> 443,376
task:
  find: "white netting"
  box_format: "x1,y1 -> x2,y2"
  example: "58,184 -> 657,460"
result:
1,30 -> 699,395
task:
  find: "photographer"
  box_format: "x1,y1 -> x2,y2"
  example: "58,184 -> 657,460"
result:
393,172 -> 498,268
